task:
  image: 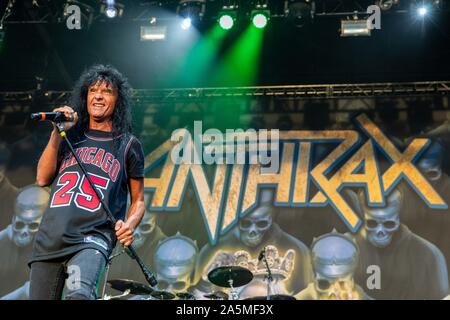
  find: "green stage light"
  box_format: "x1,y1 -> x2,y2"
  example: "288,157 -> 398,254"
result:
219,14 -> 234,30
252,11 -> 269,29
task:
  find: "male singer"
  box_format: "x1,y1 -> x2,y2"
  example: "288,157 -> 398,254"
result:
29,64 -> 145,300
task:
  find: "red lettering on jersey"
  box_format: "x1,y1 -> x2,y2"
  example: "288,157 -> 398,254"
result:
110,159 -> 120,182
76,147 -> 84,158
74,174 -> 109,212
102,152 -> 113,173
68,155 -> 77,167
79,147 -> 88,162
67,148 -> 84,167
92,148 -> 105,168
84,147 -> 97,163
59,156 -> 68,172
57,147 -> 120,183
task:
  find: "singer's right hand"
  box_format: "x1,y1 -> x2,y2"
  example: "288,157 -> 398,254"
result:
52,106 -> 78,131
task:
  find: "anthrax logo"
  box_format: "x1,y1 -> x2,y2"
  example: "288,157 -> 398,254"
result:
143,114 -> 447,244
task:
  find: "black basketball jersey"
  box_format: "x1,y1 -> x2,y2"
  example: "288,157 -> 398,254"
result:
30,129 -> 144,263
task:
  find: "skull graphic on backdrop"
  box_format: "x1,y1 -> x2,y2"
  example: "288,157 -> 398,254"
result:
0,185 -> 50,298
238,203 -> 273,248
362,189 -> 402,248
153,233 -> 198,294
2,185 -> 49,247
132,211 -> 157,249
192,188 -> 313,299
295,231 -> 371,300
417,141 -> 444,182
352,186 -> 450,299
400,140 -> 450,282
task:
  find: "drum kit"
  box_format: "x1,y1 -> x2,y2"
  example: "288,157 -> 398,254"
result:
102,265 -> 295,300
103,279 -> 182,300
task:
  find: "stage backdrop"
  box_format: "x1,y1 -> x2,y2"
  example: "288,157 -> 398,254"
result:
1,93 -> 449,300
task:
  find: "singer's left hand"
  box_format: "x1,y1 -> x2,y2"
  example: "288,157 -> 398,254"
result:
115,220 -> 134,246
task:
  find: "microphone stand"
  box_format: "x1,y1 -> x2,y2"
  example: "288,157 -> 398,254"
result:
261,249 -> 273,301
100,248 -> 126,300
55,122 -> 158,287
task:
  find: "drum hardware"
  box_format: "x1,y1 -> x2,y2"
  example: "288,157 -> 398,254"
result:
207,266 -> 253,300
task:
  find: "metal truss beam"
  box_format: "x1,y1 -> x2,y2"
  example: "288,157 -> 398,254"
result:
131,81 -> 450,102
1,81 -> 449,108
2,1 -> 448,26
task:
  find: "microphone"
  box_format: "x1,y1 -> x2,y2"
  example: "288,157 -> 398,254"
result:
258,247 -> 266,262
125,246 -> 158,287
142,266 -> 158,287
30,112 -> 73,122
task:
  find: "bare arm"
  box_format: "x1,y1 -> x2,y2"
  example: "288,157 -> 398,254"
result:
36,129 -> 62,186
115,177 -> 145,246
36,106 -> 78,187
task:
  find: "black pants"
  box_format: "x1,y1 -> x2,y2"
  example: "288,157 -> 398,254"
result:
29,248 -> 106,300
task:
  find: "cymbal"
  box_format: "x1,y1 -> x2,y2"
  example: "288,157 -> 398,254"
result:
176,292 -> 196,300
244,294 -> 296,300
204,291 -> 229,300
107,279 -> 153,295
207,266 -> 253,288
151,290 -> 176,300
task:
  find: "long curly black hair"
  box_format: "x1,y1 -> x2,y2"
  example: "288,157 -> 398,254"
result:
70,64 -> 133,138
58,64 -> 133,160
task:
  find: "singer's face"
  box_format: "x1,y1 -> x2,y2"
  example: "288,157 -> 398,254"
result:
87,81 -> 118,122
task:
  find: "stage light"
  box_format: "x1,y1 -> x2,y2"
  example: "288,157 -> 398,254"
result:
100,0 -> 124,19
177,0 -> 206,28
418,6 -> 428,16
181,17 -> 192,29
411,0 -> 443,19
340,19 -> 371,37
251,1 -> 270,29
218,9 -> 236,30
219,14 -> 234,29
252,11 -> 269,28
218,3 -> 238,30
253,13 -> 267,28
377,0 -> 398,11
140,26 -> 167,41
105,7 -> 117,18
